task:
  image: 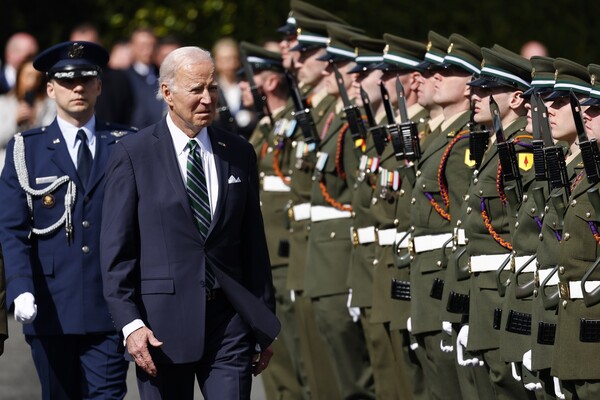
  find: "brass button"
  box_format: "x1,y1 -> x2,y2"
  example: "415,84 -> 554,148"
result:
372,198 -> 378,205
411,198 -> 416,204
351,211 -> 356,218
474,170 -> 479,176
399,189 -> 405,196
466,207 -> 472,214
422,184 -> 426,189
372,259 -> 379,266
267,147 -> 273,153
82,220 -> 90,228
523,194 -> 528,202
464,238 -> 469,244
562,300 -> 567,309
259,171 -> 265,178
82,246 -> 90,254
479,189 -> 483,195
474,178 -> 479,184
559,266 -> 565,275
464,195 -> 470,201
564,232 -> 570,241
531,208 -> 536,213
456,220 -> 462,227
538,233 -> 543,240
515,221 -> 520,228
416,170 -> 422,177
533,289 -> 538,297
436,260 -> 442,267
330,232 -> 336,239
394,219 -> 399,226
544,206 -> 549,213
571,200 -> 577,207
586,212 -> 592,218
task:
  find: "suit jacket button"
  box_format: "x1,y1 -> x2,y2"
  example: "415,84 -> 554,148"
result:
82,246 -> 90,253
82,220 -> 90,228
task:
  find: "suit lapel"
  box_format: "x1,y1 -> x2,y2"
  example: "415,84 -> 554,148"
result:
152,120 -> 198,230
207,127 -> 229,237
46,121 -> 83,189
85,119 -> 110,194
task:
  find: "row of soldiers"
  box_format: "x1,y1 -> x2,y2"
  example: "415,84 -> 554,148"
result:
237,1 -> 600,399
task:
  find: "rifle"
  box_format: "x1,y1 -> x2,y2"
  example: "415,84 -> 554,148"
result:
570,90 -> 600,184
530,93 -> 551,183
240,48 -> 273,127
490,95 -> 523,201
360,85 -> 388,155
538,98 -> 571,197
332,64 -> 367,146
217,87 -> 238,135
380,81 -> 405,160
395,76 -> 422,161
284,68 -> 320,149
468,100 -> 490,170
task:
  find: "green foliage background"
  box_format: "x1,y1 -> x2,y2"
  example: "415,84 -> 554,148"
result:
2,0 -> 599,64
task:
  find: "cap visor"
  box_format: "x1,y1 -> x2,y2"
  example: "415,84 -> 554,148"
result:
581,97 -> 600,106
544,90 -> 570,101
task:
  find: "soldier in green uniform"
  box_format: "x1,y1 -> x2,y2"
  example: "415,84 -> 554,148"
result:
510,58 -> 589,399
239,42 -> 306,400
369,33 -> 432,400
461,47 -> 536,399
286,14 -> 348,400
304,23 -> 375,399
409,33 -> 481,400
551,63 -> 600,400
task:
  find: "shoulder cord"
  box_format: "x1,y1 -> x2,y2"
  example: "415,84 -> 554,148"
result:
588,221 -> 600,246
14,134 -> 76,236
318,123 -> 353,211
427,130 -> 470,221
272,136 -> 291,185
480,196 -> 512,251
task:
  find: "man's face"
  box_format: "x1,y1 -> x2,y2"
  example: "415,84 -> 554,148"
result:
238,72 -> 267,108
280,36 -> 299,70
351,68 -> 383,108
47,76 -> 101,121
547,96 -> 577,143
432,68 -> 471,109
416,70 -> 438,109
297,48 -> 326,86
584,105 -> 600,141
471,86 -> 513,125
381,70 -> 411,107
163,60 -> 218,135
322,61 -> 355,97
131,31 -> 157,65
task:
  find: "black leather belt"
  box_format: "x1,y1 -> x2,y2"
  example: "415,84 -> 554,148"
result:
391,279 -> 411,301
505,310 -> 532,335
446,291 -> 470,314
580,319 -> 600,343
537,322 -> 556,345
206,288 -> 222,301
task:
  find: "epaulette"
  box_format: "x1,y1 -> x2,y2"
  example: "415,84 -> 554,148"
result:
20,126 -> 48,137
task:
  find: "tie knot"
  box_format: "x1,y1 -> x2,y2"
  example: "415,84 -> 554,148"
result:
76,129 -> 88,144
188,140 -> 199,153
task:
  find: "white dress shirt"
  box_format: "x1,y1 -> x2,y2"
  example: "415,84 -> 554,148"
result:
56,115 -> 96,167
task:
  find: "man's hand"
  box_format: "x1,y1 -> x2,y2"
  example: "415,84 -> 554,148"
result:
126,326 -> 163,377
14,292 -> 37,324
252,345 -> 273,376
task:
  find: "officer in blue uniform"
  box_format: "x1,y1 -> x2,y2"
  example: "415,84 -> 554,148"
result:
0,41 -> 136,399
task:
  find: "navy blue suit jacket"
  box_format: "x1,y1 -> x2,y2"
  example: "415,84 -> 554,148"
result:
0,118 -> 134,335
100,118 -> 280,364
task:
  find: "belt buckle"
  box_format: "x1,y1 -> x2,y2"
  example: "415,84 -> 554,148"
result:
351,227 -> 359,246
408,236 -> 415,256
558,282 -> 570,300
510,254 -> 516,273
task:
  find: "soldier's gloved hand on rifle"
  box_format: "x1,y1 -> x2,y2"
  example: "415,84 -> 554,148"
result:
14,292 -> 37,324
346,289 -> 360,323
456,325 -> 483,366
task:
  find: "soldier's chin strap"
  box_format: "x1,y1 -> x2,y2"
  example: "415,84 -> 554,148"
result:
14,133 -> 77,241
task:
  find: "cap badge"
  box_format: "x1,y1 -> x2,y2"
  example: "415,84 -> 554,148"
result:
447,43 -> 454,54
68,43 -> 84,59
592,74 -> 597,85
354,47 -> 359,57
296,27 -> 302,36
531,68 -> 536,79
554,70 -> 559,80
383,44 -> 389,55
481,60 -> 486,69
426,41 -> 432,51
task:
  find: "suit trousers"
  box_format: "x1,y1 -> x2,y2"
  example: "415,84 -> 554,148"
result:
26,333 -> 127,400
136,294 -> 254,400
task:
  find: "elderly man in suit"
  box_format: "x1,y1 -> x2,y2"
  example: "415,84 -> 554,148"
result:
0,41 -> 135,399
100,46 -> 280,400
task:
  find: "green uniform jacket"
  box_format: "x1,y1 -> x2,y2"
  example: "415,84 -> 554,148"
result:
304,106 -> 361,298
464,116 -> 535,352
286,92 -> 337,291
250,102 -> 296,268
410,111 -> 472,335
552,165 -> 600,380
531,154 -> 580,371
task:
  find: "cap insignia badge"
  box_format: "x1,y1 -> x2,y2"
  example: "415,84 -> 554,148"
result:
68,43 -> 84,59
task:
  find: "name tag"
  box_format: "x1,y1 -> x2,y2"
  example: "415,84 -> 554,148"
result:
35,176 -> 58,185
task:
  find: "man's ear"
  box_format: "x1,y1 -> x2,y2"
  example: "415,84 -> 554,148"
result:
508,90 -> 525,111
161,83 -> 172,105
409,71 -> 422,92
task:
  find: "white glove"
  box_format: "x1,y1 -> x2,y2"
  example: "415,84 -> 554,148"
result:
406,318 -> 419,350
290,290 -> 296,303
346,289 -> 360,323
522,349 -> 533,371
440,321 -> 454,353
14,292 -> 37,324
511,362 -> 522,382
554,377 -> 565,399
456,325 -> 482,366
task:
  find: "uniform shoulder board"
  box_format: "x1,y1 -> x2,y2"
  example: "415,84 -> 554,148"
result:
20,126 -> 48,137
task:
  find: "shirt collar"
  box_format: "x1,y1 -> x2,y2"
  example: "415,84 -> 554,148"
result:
166,114 -> 211,156
56,115 -> 96,149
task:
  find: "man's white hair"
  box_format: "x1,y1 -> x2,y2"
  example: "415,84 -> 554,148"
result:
159,46 -> 213,92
